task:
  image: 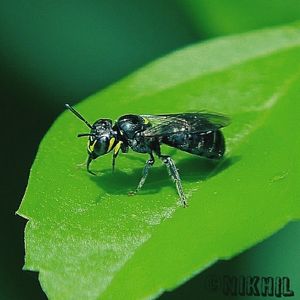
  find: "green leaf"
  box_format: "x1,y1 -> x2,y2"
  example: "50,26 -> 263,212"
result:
17,22 -> 300,299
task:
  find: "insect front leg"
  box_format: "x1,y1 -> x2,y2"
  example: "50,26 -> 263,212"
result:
129,153 -> 155,195
87,155 -> 96,176
159,155 -> 188,207
112,141 -> 124,172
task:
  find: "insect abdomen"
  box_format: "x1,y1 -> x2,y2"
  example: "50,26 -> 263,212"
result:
162,130 -> 225,159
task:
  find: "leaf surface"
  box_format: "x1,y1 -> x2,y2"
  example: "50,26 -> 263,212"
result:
18,23 -> 300,299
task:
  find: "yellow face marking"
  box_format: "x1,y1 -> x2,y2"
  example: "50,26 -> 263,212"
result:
114,141 -> 122,154
107,137 -> 116,152
143,117 -> 149,124
88,140 -> 97,153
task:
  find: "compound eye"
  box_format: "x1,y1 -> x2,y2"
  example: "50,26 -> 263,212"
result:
88,137 -> 109,156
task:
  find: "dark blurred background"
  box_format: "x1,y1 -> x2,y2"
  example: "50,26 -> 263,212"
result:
1,1 -> 300,299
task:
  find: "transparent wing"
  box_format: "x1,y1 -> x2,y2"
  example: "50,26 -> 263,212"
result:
142,112 -> 230,137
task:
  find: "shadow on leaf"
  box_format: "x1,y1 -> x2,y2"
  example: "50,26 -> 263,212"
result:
89,154 -> 240,202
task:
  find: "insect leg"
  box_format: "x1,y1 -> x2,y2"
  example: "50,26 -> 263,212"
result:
112,152 -> 118,172
159,155 -> 188,207
129,153 -> 155,195
87,155 -> 96,176
112,141 -> 123,172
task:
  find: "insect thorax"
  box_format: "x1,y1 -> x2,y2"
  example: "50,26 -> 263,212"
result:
117,115 -> 151,139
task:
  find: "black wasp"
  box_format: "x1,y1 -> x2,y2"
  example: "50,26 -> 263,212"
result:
66,104 -> 230,207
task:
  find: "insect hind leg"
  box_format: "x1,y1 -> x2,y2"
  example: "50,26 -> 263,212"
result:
159,155 -> 188,207
129,153 -> 155,195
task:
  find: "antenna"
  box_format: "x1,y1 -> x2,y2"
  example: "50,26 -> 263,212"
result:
65,104 -> 92,129
77,133 -> 96,138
